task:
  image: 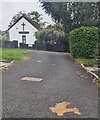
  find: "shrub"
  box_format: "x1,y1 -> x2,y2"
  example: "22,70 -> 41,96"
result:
94,43 -> 100,68
69,26 -> 99,58
35,28 -> 67,45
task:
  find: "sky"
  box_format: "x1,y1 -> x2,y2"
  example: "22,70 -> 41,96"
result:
1,1 -> 53,31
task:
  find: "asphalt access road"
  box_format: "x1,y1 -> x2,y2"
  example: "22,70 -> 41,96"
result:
2,50 -> 98,118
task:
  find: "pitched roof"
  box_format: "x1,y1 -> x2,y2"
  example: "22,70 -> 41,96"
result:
8,15 -> 38,30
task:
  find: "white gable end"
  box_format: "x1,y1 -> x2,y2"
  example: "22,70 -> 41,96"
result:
9,17 -> 38,47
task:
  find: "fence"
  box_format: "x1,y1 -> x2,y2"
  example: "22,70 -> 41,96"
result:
0,40 -> 69,52
19,43 -> 35,49
0,40 -> 18,48
35,43 -> 69,52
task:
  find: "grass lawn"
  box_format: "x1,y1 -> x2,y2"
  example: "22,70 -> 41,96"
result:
75,58 -> 94,66
0,48 -> 29,61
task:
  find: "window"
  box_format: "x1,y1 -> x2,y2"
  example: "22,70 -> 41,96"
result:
22,35 -> 26,44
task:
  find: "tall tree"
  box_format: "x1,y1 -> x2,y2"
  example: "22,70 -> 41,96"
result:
41,2 -> 99,32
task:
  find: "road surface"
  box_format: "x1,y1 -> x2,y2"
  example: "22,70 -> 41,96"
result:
2,50 -> 98,118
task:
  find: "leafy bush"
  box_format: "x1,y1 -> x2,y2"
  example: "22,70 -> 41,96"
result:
94,43 -> 100,68
69,26 -> 99,58
35,27 -> 67,45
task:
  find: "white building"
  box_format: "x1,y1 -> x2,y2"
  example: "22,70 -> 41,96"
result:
8,15 -> 38,47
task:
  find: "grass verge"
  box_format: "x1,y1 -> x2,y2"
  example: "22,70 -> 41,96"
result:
75,57 -> 100,86
0,48 -> 29,61
75,58 -> 94,66
95,77 -> 100,87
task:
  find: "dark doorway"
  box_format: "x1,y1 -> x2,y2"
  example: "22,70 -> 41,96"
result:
22,35 -> 26,44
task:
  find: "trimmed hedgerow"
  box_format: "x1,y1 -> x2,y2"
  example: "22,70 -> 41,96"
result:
69,26 -> 99,58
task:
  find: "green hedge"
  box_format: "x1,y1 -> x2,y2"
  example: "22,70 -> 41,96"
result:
69,26 -> 99,58
94,43 -> 100,68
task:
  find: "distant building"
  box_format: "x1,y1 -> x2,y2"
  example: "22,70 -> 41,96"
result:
8,15 -> 38,47
0,30 -> 9,41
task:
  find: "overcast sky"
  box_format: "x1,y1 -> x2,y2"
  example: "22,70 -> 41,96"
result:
1,2 -> 53,31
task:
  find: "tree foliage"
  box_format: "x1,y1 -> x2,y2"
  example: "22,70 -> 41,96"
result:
8,11 -> 45,29
41,2 -> 99,32
35,24 -> 67,45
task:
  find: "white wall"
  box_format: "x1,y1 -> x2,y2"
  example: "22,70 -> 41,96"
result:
9,17 -> 38,47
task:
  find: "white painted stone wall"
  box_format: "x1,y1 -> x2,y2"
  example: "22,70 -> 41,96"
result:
9,17 -> 38,47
